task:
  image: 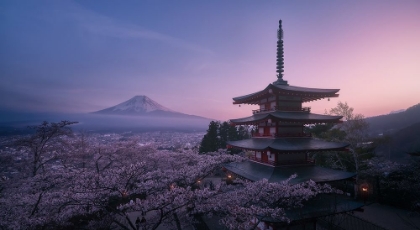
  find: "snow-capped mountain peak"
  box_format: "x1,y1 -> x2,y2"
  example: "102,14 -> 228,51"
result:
112,95 -> 173,112
94,95 -> 174,114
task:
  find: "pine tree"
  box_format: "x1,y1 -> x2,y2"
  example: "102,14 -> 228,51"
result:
199,121 -> 220,153
227,125 -> 239,141
199,122 -> 252,153
218,121 -> 230,148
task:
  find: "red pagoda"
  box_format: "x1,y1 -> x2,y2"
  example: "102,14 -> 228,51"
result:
222,20 -> 365,230
225,20 -> 356,184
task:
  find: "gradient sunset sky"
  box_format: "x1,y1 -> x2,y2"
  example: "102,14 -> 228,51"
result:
1,0 -> 419,121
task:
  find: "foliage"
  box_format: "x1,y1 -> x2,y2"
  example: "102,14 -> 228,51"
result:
14,120 -> 78,177
307,102 -> 376,198
0,122 -> 334,230
361,157 -> 420,210
308,102 -> 371,171
374,122 -> 420,162
199,121 -> 250,153
199,121 -> 220,153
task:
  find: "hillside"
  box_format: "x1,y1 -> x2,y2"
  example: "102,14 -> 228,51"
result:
367,103 -> 420,135
375,122 -> 420,163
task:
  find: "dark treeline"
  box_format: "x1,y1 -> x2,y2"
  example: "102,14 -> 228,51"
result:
199,121 -> 250,153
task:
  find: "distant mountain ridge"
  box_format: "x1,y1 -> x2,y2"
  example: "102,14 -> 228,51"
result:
375,121 -> 420,163
367,103 -> 420,134
0,95 -> 212,136
93,95 -> 209,120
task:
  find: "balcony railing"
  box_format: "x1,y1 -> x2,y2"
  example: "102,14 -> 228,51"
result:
248,156 -> 277,166
252,106 -> 311,114
252,107 -> 276,114
275,133 -> 312,138
248,156 -> 315,166
252,133 -> 275,138
253,133 -> 312,138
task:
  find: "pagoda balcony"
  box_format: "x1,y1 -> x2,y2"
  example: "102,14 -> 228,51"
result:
252,133 -> 312,138
248,156 -> 315,166
248,155 -> 277,166
252,106 -> 311,114
277,106 -> 311,112
252,107 -> 276,114
275,133 -> 312,138
252,133 -> 276,138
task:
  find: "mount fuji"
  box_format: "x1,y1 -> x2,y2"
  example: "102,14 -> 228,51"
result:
0,95 -> 211,135
93,95 -> 206,119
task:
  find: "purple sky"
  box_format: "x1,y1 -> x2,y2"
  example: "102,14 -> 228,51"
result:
1,0 -> 419,121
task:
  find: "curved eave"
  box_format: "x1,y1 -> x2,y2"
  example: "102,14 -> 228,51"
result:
232,84 -> 340,104
227,138 -> 349,152
232,87 -> 269,105
230,112 -> 343,125
223,161 -> 356,184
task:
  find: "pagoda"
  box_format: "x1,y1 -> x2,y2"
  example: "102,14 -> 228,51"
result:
225,20 -> 355,184
223,19 -> 363,229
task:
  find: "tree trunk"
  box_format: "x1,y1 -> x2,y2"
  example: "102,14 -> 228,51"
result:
173,213 -> 182,230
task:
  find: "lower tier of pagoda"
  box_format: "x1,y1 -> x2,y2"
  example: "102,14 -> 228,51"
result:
224,161 -> 356,184
227,137 -> 348,152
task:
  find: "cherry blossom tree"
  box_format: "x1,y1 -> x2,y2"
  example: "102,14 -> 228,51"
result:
14,120 -> 78,177
1,132 -> 334,230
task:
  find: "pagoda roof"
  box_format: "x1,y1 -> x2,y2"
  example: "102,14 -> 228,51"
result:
223,160 -> 356,184
266,194 -> 364,223
227,137 -> 348,152
233,84 -> 340,104
230,111 -> 342,125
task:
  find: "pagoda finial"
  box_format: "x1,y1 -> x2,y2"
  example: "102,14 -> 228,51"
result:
274,20 -> 288,85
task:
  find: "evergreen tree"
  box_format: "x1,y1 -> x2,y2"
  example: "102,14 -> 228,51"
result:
199,122 -> 252,153
238,125 -> 250,139
199,121 -> 220,153
227,125 -> 239,141
219,121 -> 230,148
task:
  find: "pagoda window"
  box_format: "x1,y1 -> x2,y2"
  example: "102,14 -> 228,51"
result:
268,151 -> 275,161
277,126 -> 302,134
278,101 -> 302,110
268,96 -> 276,102
263,127 -> 270,136
270,101 -> 276,109
260,104 -> 265,110
270,127 -> 276,135
278,152 -> 306,164
256,152 -> 261,159
258,127 -> 264,134
279,122 -> 299,126
261,151 -> 268,162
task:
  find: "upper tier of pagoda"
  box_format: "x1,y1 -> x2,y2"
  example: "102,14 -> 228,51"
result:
227,19 -> 348,155
232,83 -> 340,105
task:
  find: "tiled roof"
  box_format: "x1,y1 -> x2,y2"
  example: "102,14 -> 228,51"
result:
227,137 -> 348,152
230,111 -> 342,124
224,160 -> 355,184
232,84 -> 340,104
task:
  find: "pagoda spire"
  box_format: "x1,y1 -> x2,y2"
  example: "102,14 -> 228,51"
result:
274,20 -> 288,85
